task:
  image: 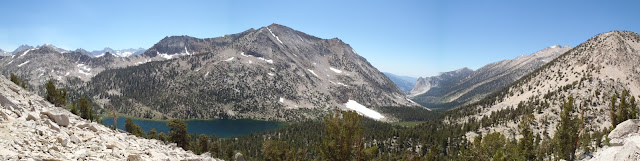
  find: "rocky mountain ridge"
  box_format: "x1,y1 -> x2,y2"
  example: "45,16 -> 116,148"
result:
83,24 -> 420,121
453,30 -> 640,156
0,75 -> 218,160
91,47 -> 146,57
383,72 -> 418,94
0,24 -> 421,121
0,48 -> 9,56
411,45 -> 571,110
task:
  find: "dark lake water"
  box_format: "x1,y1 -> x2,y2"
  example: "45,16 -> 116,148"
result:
101,117 -> 286,138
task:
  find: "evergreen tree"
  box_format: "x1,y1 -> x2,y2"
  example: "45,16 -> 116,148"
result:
211,140 -> 221,158
10,73 -> 19,85
168,119 -> 190,149
320,110 -> 363,161
70,103 -> 79,115
198,134 -> 209,154
78,98 -> 93,121
483,132 -> 506,160
555,96 -> 578,160
125,118 -> 135,134
158,132 -> 167,142
45,80 -> 66,107
610,93 -> 617,127
517,114 -> 535,160
262,140 -> 288,161
148,128 -> 158,140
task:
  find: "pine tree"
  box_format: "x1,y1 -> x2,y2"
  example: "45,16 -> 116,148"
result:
555,96 -> 578,160
45,80 -> 66,107
70,103 -> 79,115
78,98 -> 92,121
148,128 -> 158,140
10,73 -> 19,85
517,114 -> 535,160
125,118 -> 135,134
320,110 -> 363,161
262,140 -> 288,161
168,119 -> 190,150
611,93 -> 619,127
198,134 -> 209,154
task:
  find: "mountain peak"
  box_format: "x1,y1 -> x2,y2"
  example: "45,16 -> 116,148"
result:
12,45 -> 34,54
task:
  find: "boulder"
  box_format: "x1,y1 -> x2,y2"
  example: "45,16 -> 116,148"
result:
77,123 -> 99,132
41,111 -> 70,127
26,112 -> 39,121
0,147 -> 18,156
614,140 -> 640,160
0,109 -> 14,122
45,119 -> 60,132
106,139 -> 124,149
609,119 -> 640,140
234,152 -> 245,161
150,150 -> 169,160
127,154 -> 144,161
70,134 -> 81,144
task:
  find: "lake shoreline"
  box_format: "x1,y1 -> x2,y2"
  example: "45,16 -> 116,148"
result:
101,116 -> 288,138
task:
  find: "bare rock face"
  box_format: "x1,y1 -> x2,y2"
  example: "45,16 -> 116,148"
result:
0,24 -> 419,121
41,111 -> 70,127
0,75 -> 220,160
410,45 -> 571,110
588,119 -> 640,161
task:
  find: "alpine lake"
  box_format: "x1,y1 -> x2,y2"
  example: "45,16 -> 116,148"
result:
101,117 -> 286,138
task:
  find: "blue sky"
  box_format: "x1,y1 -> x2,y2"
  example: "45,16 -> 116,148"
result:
1,0 -> 639,77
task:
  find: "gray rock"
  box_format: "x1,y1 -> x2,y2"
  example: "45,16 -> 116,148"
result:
78,123 -> 101,132
127,154 -> 144,161
57,137 -> 69,147
26,112 -> 38,121
614,140 -> 640,160
234,152 -> 245,161
70,134 -> 81,144
45,119 -> 60,132
0,109 -> 14,122
41,111 -> 70,127
609,119 -> 640,141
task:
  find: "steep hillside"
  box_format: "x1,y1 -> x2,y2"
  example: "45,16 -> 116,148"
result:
0,48 -> 9,56
411,45 -> 571,110
82,24 -> 419,121
450,31 -> 640,150
409,67 -> 473,97
0,45 -> 180,95
383,72 -> 418,93
0,75 -> 217,160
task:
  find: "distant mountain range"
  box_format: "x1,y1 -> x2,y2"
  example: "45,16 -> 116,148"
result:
0,24 -> 421,121
382,72 -> 418,94
0,44 -> 145,58
410,45 -> 571,110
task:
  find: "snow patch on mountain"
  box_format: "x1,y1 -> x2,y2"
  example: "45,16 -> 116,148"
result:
344,100 -> 384,120
77,64 -> 91,71
78,69 -> 91,76
266,27 -> 283,44
258,57 -> 274,64
329,67 -> 343,73
19,49 -> 35,58
308,69 -> 319,77
17,60 -> 30,67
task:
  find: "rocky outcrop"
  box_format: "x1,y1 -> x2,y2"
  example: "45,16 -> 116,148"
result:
588,119 -> 640,161
410,45 -> 570,110
0,76 -> 219,160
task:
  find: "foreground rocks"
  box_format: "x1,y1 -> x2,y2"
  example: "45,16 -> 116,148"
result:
0,76 -> 219,160
588,119 -> 640,161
